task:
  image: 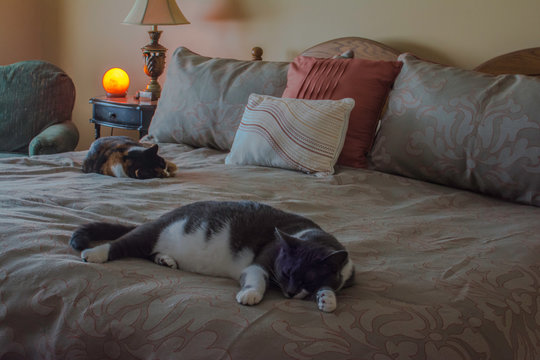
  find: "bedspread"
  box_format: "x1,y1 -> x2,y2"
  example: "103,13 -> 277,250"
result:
0,143 -> 539,360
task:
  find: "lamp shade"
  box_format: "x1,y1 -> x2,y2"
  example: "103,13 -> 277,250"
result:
123,0 -> 190,25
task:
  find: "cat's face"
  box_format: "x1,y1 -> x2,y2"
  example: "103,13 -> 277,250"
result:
274,229 -> 348,299
125,145 -> 167,179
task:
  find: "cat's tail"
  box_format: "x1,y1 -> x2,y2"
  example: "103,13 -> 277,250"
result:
70,222 -> 136,250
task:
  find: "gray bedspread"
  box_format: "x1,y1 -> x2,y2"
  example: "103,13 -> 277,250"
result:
1,143 -> 539,359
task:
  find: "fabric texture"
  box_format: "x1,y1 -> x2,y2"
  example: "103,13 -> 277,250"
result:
0,145 -> 539,359
147,47 -> 289,150
225,94 -> 354,175
28,121 -> 79,155
369,53 -> 540,206
0,60 -> 78,155
282,55 -> 402,168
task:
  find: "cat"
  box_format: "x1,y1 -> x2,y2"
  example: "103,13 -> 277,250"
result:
69,200 -> 355,312
82,136 -> 177,179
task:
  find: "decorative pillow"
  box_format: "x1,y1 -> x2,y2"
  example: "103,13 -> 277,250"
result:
370,53 -> 540,206
147,47 -> 289,150
282,55 -> 402,168
225,94 -> 355,176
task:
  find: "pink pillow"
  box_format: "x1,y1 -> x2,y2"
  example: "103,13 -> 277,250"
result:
282,56 -> 402,168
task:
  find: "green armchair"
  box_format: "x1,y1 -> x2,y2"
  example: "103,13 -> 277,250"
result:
0,60 -> 79,157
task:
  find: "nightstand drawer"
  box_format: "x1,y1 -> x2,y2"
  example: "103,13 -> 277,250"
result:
89,96 -> 158,139
93,103 -> 141,127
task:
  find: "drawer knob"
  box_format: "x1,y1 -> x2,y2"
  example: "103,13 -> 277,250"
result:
108,112 -> 117,120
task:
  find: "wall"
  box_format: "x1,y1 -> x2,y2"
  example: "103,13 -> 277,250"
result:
2,0 -> 540,150
0,0 -> 62,65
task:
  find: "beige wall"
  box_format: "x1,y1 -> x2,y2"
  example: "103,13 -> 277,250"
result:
2,0 -> 540,150
0,0 -> 62,65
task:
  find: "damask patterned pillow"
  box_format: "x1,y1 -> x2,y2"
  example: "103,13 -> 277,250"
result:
370,53 -> 540,206
225,94 -> 354,176
147,47 -> 289,150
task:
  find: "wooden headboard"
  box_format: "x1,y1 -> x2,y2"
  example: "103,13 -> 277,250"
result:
252,37 -> 540,77
300,37 -> 540,77
474,47 -> 540,76
252,37 -> 400,61
300,36 -> 400,61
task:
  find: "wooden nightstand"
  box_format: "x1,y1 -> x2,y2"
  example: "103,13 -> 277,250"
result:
89,95 -> 158,139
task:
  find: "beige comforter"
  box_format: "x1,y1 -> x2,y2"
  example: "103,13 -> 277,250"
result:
1,144 -> 539,360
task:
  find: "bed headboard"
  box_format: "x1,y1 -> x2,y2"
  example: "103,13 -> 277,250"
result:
300,38 -> 540,77
474,47 -> 540,76
252,37 -> 540,77
300,36 -> 400,61
251,37 -> 400,61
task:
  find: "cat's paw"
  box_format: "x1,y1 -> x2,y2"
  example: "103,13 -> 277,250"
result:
167,161 -> 177,175
81,244 -> 110,263
236,287 -> 263,306
69,229 -> 91,251
316,289 -> 337,312
154,253 -> 178,269
161,161 -> 177,178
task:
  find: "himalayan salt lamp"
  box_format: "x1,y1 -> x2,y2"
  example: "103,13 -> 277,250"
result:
102,68 -> 130,97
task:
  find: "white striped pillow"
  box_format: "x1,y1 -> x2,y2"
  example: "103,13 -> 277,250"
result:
225,94 -> 354,175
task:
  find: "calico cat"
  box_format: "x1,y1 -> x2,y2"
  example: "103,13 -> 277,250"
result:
83,136 -> 177,179
70,201 -> 355,312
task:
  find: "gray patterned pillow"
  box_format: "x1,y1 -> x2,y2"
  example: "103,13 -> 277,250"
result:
148,47 -> 289,150
370,53 -> 540,206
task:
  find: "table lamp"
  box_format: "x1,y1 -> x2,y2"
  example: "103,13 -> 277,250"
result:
123,0 -> 190,100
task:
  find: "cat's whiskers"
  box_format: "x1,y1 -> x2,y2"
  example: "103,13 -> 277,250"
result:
293,289 -> 309,299
268,268 -> 286,294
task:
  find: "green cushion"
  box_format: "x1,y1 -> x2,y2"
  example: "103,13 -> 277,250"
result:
29,121 -> 79,155
0,60 -> 77,154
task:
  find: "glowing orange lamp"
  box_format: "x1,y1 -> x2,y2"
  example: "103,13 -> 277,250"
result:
102,68 -> 130,97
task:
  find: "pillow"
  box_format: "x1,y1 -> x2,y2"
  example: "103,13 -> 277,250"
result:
147,47 -> 289,150
225,94 -> 355,176
282,55 -> 402,168
369,53 -> 540,206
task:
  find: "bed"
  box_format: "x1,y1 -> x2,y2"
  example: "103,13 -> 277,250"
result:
1,37 -> 539,360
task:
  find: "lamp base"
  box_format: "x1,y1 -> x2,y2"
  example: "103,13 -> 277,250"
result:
106,92 -> 127,98
139,27 -> 166,102
138,90 -> 158,101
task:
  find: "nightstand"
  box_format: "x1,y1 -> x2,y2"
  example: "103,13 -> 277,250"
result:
89,95 -> 158,139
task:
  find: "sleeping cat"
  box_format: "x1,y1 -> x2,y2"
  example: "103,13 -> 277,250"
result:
70,201 -> 355,312
83,136 -> 177,179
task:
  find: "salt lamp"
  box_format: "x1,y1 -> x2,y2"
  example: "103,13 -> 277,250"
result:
102,68 -> 130,97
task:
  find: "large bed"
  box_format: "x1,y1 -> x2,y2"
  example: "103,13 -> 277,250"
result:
1,38 -> 539,360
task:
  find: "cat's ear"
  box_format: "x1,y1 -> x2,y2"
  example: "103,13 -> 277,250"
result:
321,250 -> 348,269
275,228 -> 300,251
145,144 -> 159,156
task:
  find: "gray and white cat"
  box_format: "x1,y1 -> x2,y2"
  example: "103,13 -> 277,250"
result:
69,201 -> 355,312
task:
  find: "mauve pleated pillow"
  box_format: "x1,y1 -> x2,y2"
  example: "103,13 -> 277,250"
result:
282,55 -> 402,168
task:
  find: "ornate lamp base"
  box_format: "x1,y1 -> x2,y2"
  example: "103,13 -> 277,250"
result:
139,26 -> 167,101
